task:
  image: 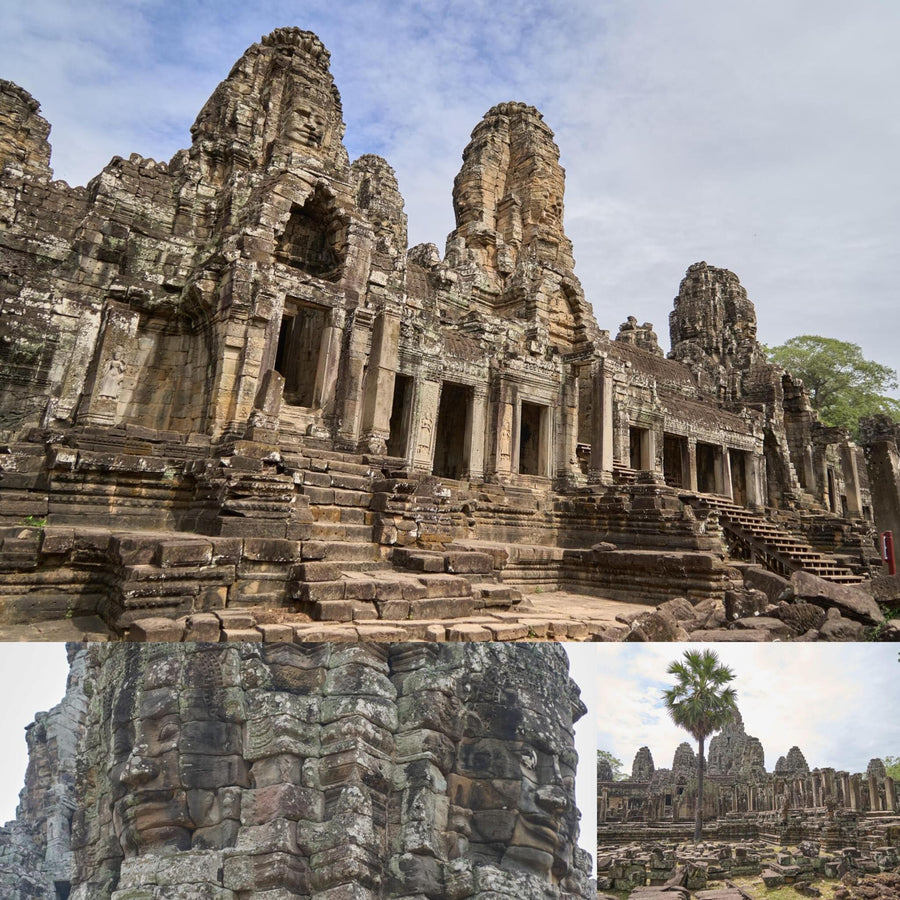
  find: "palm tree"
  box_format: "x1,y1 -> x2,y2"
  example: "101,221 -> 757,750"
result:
662,649 -> 738,842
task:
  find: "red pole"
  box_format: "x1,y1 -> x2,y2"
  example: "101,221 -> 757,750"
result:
882,531 -> 896,576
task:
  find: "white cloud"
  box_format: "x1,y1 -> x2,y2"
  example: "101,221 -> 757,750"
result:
596,644 -> 900,778
2,0 -> 898,378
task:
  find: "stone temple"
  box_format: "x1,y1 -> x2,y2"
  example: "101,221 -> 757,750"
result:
0,642 -> 592,899
598,710 -> 899,845
0,27 -> 898,640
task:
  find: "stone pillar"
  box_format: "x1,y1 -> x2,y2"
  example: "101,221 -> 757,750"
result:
840,443 -> 863,517
721,446 -> 733,499
357,310 -> 400,453
643,426 -> 657,472
885,776 -> 897,813
598,787 -> 608,823
77,303 -> 141,427
868,773 -> 881,811
412,379 -> 441,473
491,390 -> 516,480
839,772 -> 850,809
849,774 -> 861,811
312,311 -> 344,416
467,389 -> 487,480
686,439 -> 699,491
747,453 -> 764,507
336,309 -> 372,448
589,361 -> 614,481
557,364 -> 581,482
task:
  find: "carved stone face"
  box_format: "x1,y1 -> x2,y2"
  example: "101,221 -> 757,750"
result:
506,741 -> 578,878
284,100 -> 329,149
109,651 -> 247,857
454,712 -> 579,880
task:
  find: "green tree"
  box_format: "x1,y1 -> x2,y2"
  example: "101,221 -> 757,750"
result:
597,750 -> 626,781
766,335 -> 900,436
884,755 -> 900,781
662,649 -> 738,842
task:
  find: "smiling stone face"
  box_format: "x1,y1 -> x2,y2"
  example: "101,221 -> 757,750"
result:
108,647 -> 249,858
66,642 -> 591,900
442,643 -> 586,891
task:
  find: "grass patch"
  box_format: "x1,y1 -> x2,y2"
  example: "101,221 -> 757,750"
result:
730,875 -> 843,899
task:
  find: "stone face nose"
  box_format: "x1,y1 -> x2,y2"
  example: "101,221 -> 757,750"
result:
535,783 -> 568,814
119,747 -> 158,787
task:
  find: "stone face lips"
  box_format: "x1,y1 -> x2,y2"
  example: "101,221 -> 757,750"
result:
1,642 -> 592,900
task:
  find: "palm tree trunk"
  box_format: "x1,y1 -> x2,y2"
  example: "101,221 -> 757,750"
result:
694,735 -> 705,842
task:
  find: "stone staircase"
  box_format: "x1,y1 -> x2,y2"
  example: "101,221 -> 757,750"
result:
684,493 -> 864,584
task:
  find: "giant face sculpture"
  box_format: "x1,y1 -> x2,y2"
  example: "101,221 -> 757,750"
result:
448,644 -> 585,888
74,642 -> 589,899
108,646 -> 249,857
284,100 -> 329,148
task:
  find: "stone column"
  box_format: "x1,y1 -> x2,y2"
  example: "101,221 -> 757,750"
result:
357,309 -> 400,453
839,772 -> 850,808
539,402 -> 553,477
885,776 -> 897,813
721,446 -> 734,499
686,438 -> 699,491
336,309 -> 372,448
412,379 -> 441,473
313,311 -> 344,415
491,392 -> 516,480
849,774 -> 861,811
840,443 -> 863,517
556,364 -> 581,482
642,427 -> 657,471
589,360 -> 614,481
868,773 -> 881,811
466,389 -> 487,480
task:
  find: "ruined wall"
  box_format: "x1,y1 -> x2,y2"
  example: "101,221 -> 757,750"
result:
600,711 -> 898,834
861,415 -> 900,548
0,642 -> 592,900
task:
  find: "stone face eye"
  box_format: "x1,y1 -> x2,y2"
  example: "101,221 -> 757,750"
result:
158,722 -> 179,743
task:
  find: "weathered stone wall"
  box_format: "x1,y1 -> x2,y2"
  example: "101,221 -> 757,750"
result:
600,711 -> 898,836
0,642 -> 592,899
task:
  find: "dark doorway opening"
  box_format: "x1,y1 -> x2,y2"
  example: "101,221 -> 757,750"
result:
386,375 -> 413,458
433,383 -> 470,479
629,426 -> 644,470
696,442 -> 719,494
519,402 -> 546,475
275,189 -> 346,280
55,883 -> 71,900
663,433 -> 687,487
274,302 -> 328,407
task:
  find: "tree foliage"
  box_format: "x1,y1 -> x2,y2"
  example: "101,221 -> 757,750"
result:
597,749 -> 626,781
766,335 -> 900,436
662,649 -> 738,842
884,755 -> 900,782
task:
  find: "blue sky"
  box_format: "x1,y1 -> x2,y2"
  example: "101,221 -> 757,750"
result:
595,644 -> 900,778
2,0 -> 899,382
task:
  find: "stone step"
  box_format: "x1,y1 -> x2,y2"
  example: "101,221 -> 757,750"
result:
309,522 -> 374,541
299,540 -> 383,563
